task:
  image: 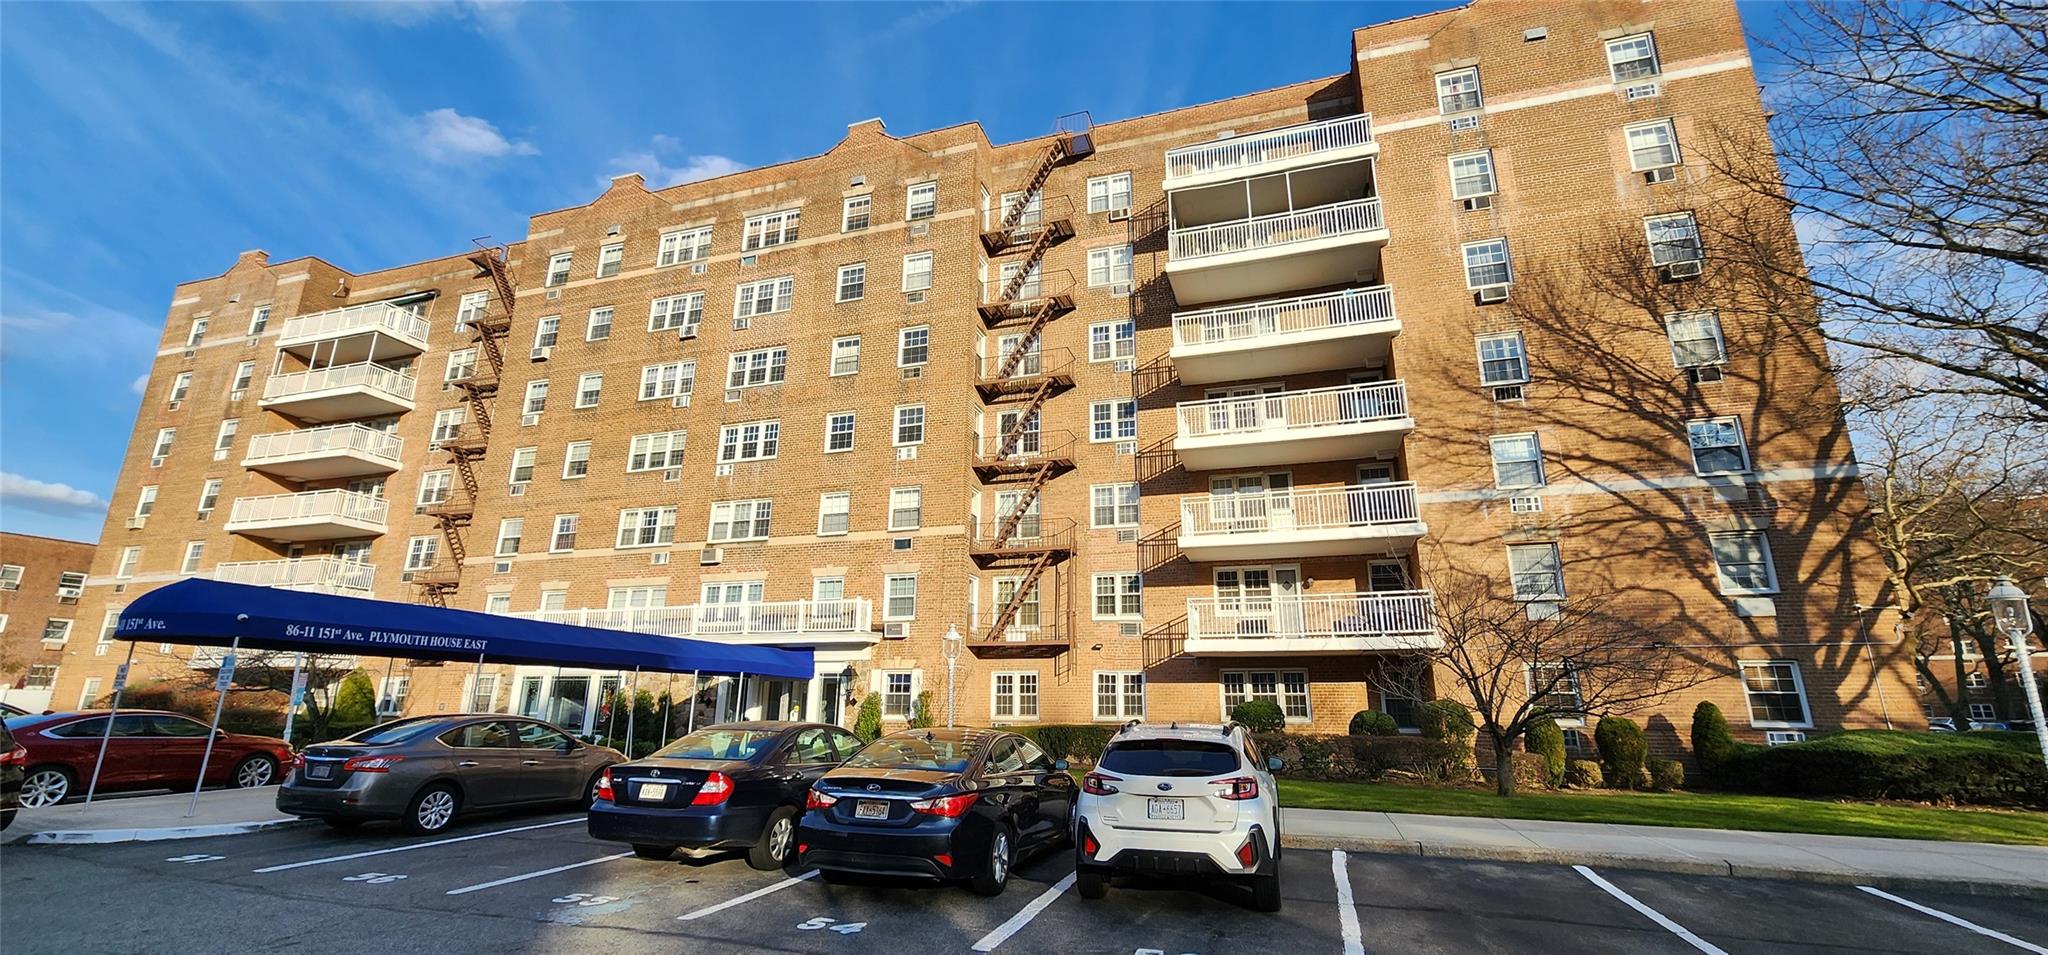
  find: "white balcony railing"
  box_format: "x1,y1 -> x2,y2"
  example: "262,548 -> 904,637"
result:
279,302 -> 429,345
214,558 -> 376,595
1172,286 -> 1395,349
1187,591 -> 1435,641
1177,381 -> 1407,439
244,424 -> 403,465
262,362 -> 418,402
1171,197 -> 1384,262
517,598 -> 875,640
1180,483 -> 1420,536
1166,114 -> 1376,183
226,489 -> 388,528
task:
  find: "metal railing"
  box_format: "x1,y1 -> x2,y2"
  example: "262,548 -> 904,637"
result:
1180,483 -> 1420,536
1172,286 -> 1395,348
244,424 -> 402,464
279,302 -> 430,345
1166,115 -> 1376,183
969,516 -> 1077,554
226,489 -> 388,529
969,608 -> 1068,647
1170,197 -> 1383,261
262,361 -> 418,402
1176,381 -> 1408,439
978,347 -> 1074,385
515,598 -> 874,638
1186,590 -> 1435,641
213,558 -> 376,595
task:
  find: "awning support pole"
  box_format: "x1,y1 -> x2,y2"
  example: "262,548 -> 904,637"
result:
736,673 -> 748,721
472,653 -> 486,711
279,652 -> 306,745
188,635 -> 241,818
605,671 -> 621,745
84,641 -> 137,806
686,669 -> 701,734
659,674 -> 672,748
625,667 -> 641,759
382,656 -> 397,719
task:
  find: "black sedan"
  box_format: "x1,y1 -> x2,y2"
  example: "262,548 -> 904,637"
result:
796,727 -> 1074,896
589,721 -> 860,869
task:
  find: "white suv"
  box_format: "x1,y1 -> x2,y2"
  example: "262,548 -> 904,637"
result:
1072,722 -> 1284,911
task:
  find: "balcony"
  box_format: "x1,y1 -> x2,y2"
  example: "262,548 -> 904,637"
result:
1167,197 -> 1388,305
1170,286 -> 1398,385
225,489 -> 388,542
1176,381 -> 1412,471
1184,591 -> 1440,656
213,558 -> 376,597
968,608 -> 1070,658
515,598 -> 876,647
243,424 -> 402,481
1178,483 -> 1426,562
259,361 -> 417,422
1165,115 -> 1378,191
968,517 -> 1077,566
277,302 -> 430,363
976,348 -> 1075,401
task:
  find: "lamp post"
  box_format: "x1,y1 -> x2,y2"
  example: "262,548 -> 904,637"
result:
1986,577 -> 2048,769
942,625 -> 964,728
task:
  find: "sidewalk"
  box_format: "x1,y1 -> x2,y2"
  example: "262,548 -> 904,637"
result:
2,787 -> 307,846
1280,807 -> 2048,898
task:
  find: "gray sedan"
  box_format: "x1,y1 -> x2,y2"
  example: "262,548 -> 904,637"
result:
278,715 -> 623,834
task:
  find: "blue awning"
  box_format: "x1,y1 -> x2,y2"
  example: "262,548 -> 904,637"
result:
114,579 -> 814,679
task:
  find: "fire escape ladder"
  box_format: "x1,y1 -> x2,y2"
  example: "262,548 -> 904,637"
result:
419,243 -> 518,605
993,380 -> 1056,459
997,229 -> 1062,302
991,468 -> 1053,550
985,553 -> 1054,642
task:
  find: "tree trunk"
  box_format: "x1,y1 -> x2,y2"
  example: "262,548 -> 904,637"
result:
1493,734 -> 1518,798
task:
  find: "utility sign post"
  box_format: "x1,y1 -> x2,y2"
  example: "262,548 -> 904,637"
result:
213,653 -> 238,694
112,663 -> 130,693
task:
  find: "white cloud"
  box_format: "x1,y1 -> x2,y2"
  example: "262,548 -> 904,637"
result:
132,374 -> 150,396
412,107 -> 537,163
0,472 -> 108,518
603,135 -> 745,190
329,0 -> 522,32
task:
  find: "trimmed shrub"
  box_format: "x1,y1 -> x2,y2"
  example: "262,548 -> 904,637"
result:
1721,730 -> 2048,808
1525,717 -> 1568,788
1594,717 -> 1648,789
1690,701 -> 1739,777
1648,758 -> 1686,792
852,694 -> 883,743
1252,733 -> 1463,782
1566,759 -> 1604,789
1002,724 -> 1114,764
1231,700 -> 1286,733
1348,710 -> 1400,736
908,691 -> 935,729
331,672 -> 376,725
1416,699 -> 1475,743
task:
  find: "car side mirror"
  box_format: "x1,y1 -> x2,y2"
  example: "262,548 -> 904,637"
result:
1266,756 -> 1285,773
1053,759 -> 1070,771
559,740 -> 578,754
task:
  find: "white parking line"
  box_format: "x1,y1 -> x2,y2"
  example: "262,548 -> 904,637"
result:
251,818 -> 581,873
446,852 -> 634,896
1857,886 -> 2048,953
971,872 -> 1077,953
1574,865 -> 1728,955
676,870 -> 820,921
1332,850 -> 1366,955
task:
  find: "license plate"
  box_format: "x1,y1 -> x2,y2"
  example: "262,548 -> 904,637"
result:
1147,797 -> 1184,821
855,800 -> 889,820
637,782 -> 669,801
307,764 -> 332,780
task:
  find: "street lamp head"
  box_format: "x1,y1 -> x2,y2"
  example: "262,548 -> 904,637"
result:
942,625 -> 962,643
1987,577 -> 2034,638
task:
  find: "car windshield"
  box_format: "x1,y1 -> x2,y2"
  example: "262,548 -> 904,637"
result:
652,729 -> 780,761
845,736 -> 976,773
3,716 -> 55,733
1099,739 -> 1242,777
346,718 -> 443,746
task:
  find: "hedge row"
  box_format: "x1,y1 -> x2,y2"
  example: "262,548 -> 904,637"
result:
1714,730 -> 2048,808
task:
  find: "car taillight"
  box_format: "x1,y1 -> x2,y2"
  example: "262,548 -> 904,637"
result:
595,767 -> 615,803
690,771 -> 733,806
805,789 -> 838,810
1081,772 -> 1122,796
1083,834 -> 1099,858
0,745 -> 25,767
909,793 -> 978,818
1215,776 -> 1259,801
341,755 -> 406,774
1236,835 -> 1257,867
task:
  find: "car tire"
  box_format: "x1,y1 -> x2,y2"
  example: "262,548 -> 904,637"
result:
1076,867 -> 1108,900
631,844 -> 675,860
233,754 -> 278,789
747,806 -> 798,871
403,783 -> 460,835
969,822 -> 1014,897
581,770 -> 607,809
19,765 -> 74,808
323,817 -> 365,832
1249,837 -> 1282,913
0,808 -> 15,831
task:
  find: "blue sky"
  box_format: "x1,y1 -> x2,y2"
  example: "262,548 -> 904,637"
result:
0,1 -> 1801,543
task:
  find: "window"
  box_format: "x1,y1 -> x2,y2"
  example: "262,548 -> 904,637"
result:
841,194 -> 871,232
575,373 -> 603,408
992,672 -> 1040,720
825,412 -> 856,453
247,305 -> 271,336
523,380 -> 549,416
882,671 -> 914,718
884,574 -> 918,620
648,292 -> 704,335
734,275 -> 794,319
1606,32 -> 1660,82
1646,212 -> 1703,266
998,261 -> 1043,300
485,593 -> 512,614
742,209 -> 800,250
1087,172 -> 1132,214
495,518 -> 524,556
1711,531 -> 1779,594
1463,238 -> 1513,289
1001,190 -> 1043,228
657,227 -> 712,267
134,485 -> 157,519
1739,661 -> 1810,727
616,506 -> 680,548
1092,573 -> 1142,619
549,514 -> 579,552
39,617 -> 73,646
1448,150 -> 1496,199
897,325 -> 929,367
54,571 -> 86,597
0,565 -> 20,590
508,447 -> 537,484
1221,669 -> 1310,722
1687,417 -> 1750,474
1968,702 -> 1998,721
197,479 -> 223,515
638,360 -> 696,401
707,500 -> 772,543
1666,311 -> 1726,367
211,419 -> 238,453
231,361 -> 255,394
1626,120 -> 1681,171
1527,662 -> 1585,721
1089,400 -> 1137,442
404,535 -> 439,572
1091,483 -> 1139,527
538,591 -> 568,613
901,252 -> 934,292
888,487 -> 922,531
1476,332 -> 1528,385
1094,672 -> 1145,720
893,405 -> 926,446
1507,543 -> 1565,601
418,470 -> 452,505
609,585 -> 668,610
585,307 -> 614,341
595,243 -> 624,278
817,492 -> 851,536
561,442 -> 591,479
377,676 -> 409,716
1088,320 -> 1135,362
180,541 -> 205,575
545,252 -> 572,287
1966,671 -> 1990,689
77,678 -> 102,710
431,409 -> 465,446
1087,245 -> 1133,288
186,318 -> 208,348
533,315 -> 560,349
169,372 -> 192,403
1490,433 -> 1545,488
455,291 -> 489,332
836,263 -> 866,302
813,577 -> 845,601
830,336 -> 861,376
151,428 -> 177,461
1436,67 -> 1483,113
717,420 -> 780,462
116,547 -> 141,579
905,181 -> 937,220
444,348 -> 478,382
24,664 -> 59,689
625,430 -> 688,472
725,346 -> 789,389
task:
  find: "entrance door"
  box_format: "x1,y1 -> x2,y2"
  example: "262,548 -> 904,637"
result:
1206,384 -> 1283,432
517,676 -> 545,718
1272,567 -> 1304,637
1354,464 -> 1395,524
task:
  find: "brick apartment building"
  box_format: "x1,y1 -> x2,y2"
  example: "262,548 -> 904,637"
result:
1,532 -> 97,712
50,0 -> 1919,751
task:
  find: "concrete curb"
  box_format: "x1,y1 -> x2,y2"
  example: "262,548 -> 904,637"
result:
13,817 -> 314,846
1280,835 -> 2048,901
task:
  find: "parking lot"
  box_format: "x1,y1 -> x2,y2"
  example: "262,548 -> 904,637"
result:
4,807 -> 2045,954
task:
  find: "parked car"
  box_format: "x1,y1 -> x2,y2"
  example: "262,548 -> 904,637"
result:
1969,720 -> 2013,731
1927,717 -> 1957,732
1,701 -> 29,717
590,721 -> 860,869
797,727 -> 1074,896
278,714 -> 623,835
1,720 -> 24,829
3,710 -> 293,807
1072,721 -> 1285,912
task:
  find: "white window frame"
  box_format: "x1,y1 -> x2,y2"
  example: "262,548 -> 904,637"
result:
533,315 -> 561,349
881,671 -> 915,719
1665,310 -> 1726,368
830,336 -> 861,376
905,181 -> 937,221
596,243 -> 624,278
1220,669 -> 1311,723
1606,32 -> 1661,82
1448,149 -> 1497,200
884,574 -> 919,620
1091,573 -> 1142,620
707,500 -> 772,544
897,325 -> 929,367
991,671 -> 1040,721
431,409 -> 465,447
134,485 -> 157,519
1436,67 -> 1482,114
561,442 -> 591,480
1086,172 -> 1132,214
656,227 -> 712,267
444,348 -> 478,382
508,446 -> 537,485
550,514 -> 579,553
1625,119 -> 1682,172
626,430 -> 689,472
1507,542 -> 1565,602
892,405 -> 926,447
649,292 -> 704,335
455,291 -> 489,331
734,275 -> 795,320
817,492 -> 851,537
585,306 -> 614,341
836,263 -> 866,302
717,420 -> 781,463
1088,320 -> 1135,362
742,208 -> 801,250
180,541 -> 205,575
841,194 -> 872,232
1687,416 -> 1751,475
116,547 -> 141,579
1646,212 -> 1703,266
1489,432 -> 1545,489
1476,332 -> 1529,386
495,518 -> 524,557
186,317 -> 208,348
824,411 -> 856,453
417,470 -> 452,506
197,479 -> 223,515
404,535 -> 439,572
637,360 -> 696,401
725,346 -> 789,390
522,379 -> 549,416
887,486 -> 923,532
231,361 -> 255,393
545,252 -> 572,287
170,372 -> 192,403
151,428 -> 177,461
1463,237 -> 1513,289
1086,245 -> 1133,288
1711,531 -> 1780,595
616,506 -> 680,549
1093,671 -> 1145,721
1738,660 -> 1811,729
901,252 -> 934,293
1088,400 -> 1137,443
575,372 -> 603,408
1090,483 -> 1139,528
247,305 -> 271,336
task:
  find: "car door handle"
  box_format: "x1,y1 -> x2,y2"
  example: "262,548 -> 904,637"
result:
521,760 -> 543,766
457,760 -> 480,768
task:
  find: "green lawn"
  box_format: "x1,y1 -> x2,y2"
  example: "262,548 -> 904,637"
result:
1277,780 -> 2048,846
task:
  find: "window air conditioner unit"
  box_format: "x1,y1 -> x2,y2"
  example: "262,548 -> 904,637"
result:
183,350 -> 196,359
906,291 -> 926,304
401,571 -> 416,582
691,263 -> 707,275
126,517 -> 148,530
1475,285 -> 1510,305
167,400 -> 182,411
1624,82 -> 1661,102
1765,731 -> 1806,746
59,591 -> 82,603
724,389 -> 742,404
897,446 -> 918,461
521,413 -> 541,427
1509,495 -> 1544,514
699,547 -> 724,566
531,346 -> 552,362
1113,359 -> 1135,373
212,450 -> 229,462
1491,384 -> 1525,402
508,483 -> 527,497
195,511 -> 211,522
151,457 -> 167,468
546,289 -> 561,301
1644,166 -> 1677,185
651,552 -> 670,565
1109,282 -> 1133,297
1447,115 -> 1480,133
911,223 -> 930,238
1119,622 -> 1141,637
1460,195 -> 1493,212
733,317 -> 751,331
1664,259 -> 1703,280
1115,441 -> 1136,455
671,394 -> 692,408
245,337 -> 259,347
883,622 -> 909,639
1688,364 -> 1725,384
663,468 -> 681,481
495,561 -> 512,574
229,390 -> 245,402
901,366 -> 923,380
1107,208 -> 1131,222
716,464 -> 733,476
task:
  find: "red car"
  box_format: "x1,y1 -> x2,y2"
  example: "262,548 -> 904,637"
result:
3,710 -> 294,807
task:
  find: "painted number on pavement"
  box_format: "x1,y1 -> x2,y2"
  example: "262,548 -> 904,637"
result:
165,854 -> 225,864
552,892 -> 622,906
798,916 -> 868,935
1136,950 -> 1203,955
343,872 -> 408,884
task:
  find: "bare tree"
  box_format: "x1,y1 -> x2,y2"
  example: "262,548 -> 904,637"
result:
186,651 -> 358,741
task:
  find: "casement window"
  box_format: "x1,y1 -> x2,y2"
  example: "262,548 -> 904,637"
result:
151,428 -> 177,461
1606,32 -> 1660,82
431,409 -> 465,446
1739,660 -> 1810,727
495,518 -> 524,556
575,373 -> 603,408
1665,310 -> 1726,367
1086,172 -> 1132,214
1092,573 -> 1142,619
717,420 -> 780,462
836,263 -> 866,302
882,671 -> 915,718
616,506 -> 680,548
649,292 -> 704,335
247,305 -> 271,336
1436,67 -> 1482,114
1221,669 -> 1310,722
1089,400 -> 1137,442
1490,432 -> 1545,488
116,547 -> 141,579
1711,531 -> 1779,594
742,209 -> 800,250
176,541 -> 204,575
817,492 -> 851,536
595,243 -> 624,279
231,361 -> 255,394
1463,238 -> 1513,289
725,346 -> 788,389
1084,676 -> 1144,730
638,360 -> 696,401
708,500 -> 772,543
1476,332 -> 1529,385
416,470 -> 452,507
444,348 -> 478,382
24,663 -> 60,688
884,574 -> 919,620
1527,662 -> 1585,722
1507,542 -> 1565,601
1625,120 -> 1681,171
626,430 -> 689,472
186,318 -> 208,348
830,336 -> 861,376
169,372 -> 192,403
545,253 -> 572,287
549,514 -> 579,552
608,585 -> 668,610
533,315 -> 561,349
1087,245 -> 1133,288
455,291 -> 489,332
508,447 -> 537,484
1090,483 -> 1139,527
734,275 -> 795,319
561,442 -> 591,479
1088,320 -> 1135,362
1448,150 -> 1497,200
403,536 -> 439,572
134,485 -> 157,519
888,486 -> 923,531
585,307 -> 614,341
897,325 -> 929,367
992,672 -> 1040,720
197,479 -> 223,515
842,194 -> 871,232
656,227 -> 712,267
902,252 -> 934,292
1687,417 -> 1750,474
825,412 -> 856,453
1646,212 -> 1703,266
523,380 -> 549,416
212,419 -> 238,452
905,181 -> 937,220
893,405 -> 926,446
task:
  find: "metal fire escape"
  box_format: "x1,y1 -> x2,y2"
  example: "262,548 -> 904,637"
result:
416,243 -> 515,606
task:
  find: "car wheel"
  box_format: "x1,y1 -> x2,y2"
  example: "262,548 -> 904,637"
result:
581,770 -> 607,809
233,755 -> 278,789
0,808 -> 15,831
969,823 -> 1014,897
747,806 -> 799,871
323,818 -> 365,832
19,766 -> 73,808
404,784 -> 460,835
1076,867 -> 1108,900
631,844 -> 675,860
1250,870 -> 1282,913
